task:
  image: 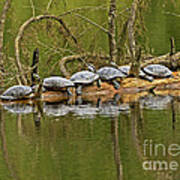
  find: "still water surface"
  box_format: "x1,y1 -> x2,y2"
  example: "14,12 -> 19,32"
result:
0,93 -> 180,180
1,0 -> 180,179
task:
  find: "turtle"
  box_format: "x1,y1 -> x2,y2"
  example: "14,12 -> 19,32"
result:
118,65 -> 154,82
142,64 -> 173,78
97,66 -> 126,89
0,85 -> 33,100
70,70 -> 100,95
43,76 -> 74,95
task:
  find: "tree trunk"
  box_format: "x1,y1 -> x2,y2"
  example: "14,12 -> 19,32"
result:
128,0 -> 140,77
0,0 -> 11,85
108,0 -> 117,63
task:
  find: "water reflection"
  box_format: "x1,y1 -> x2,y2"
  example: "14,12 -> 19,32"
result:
0,94 -> 177,117
43,102 -> 72,117
0,93 -> 180,179
139,95 -> 173,110
2,103 -> 34,114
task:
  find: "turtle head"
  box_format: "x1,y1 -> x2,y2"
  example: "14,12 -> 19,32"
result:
110,61 -> 119,69
32,73 -> 40,82
88,64 -> 96,73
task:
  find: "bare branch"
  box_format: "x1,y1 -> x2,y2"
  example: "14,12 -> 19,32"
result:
164,11 -> 180,18
29,0 -> 35,17
58,5 -> 107,17
74,13 -> 109,34
15,14 -> 78,84
59,53 -> 109,77
46,0 -> 54,11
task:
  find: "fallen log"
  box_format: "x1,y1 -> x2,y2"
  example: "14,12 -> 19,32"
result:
58,49 -> 180,78
142,51 -> 180,69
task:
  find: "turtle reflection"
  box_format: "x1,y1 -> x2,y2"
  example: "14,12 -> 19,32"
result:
98,94 -> 130,117
72,98 -> 99,119
72,94 -> 130,118
2,103 -> 34,114
139,95 -> 173,110
43,102 -> 72,117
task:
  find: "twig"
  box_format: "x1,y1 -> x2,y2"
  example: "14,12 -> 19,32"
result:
164,11 -> 180,18
58,5 -> 107,17
29,0 -> 35,17
46,0 -> 53,11
74,13 -> 109,34
170,37 -> 176,56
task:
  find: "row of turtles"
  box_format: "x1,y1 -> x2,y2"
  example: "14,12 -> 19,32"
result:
0,63 -> 173,100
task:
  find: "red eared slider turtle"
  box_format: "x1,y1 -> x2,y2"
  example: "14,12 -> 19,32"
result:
0,85 -> 33,100
118,65 -> 154,82
142,64 -> 173,78
97,67 -> 126,89
43,76 -> 74,95
70,70 -> 100,95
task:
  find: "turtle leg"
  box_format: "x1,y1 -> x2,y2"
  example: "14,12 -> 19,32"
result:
96,79 -> 101,88
112,80 -> 120,90
113,93 -> 121,104
76,95 -> 83,105
67,88 -> 72,96
143,75 -> 154,82
76,85 -> 82,95
96,98 -> 101,108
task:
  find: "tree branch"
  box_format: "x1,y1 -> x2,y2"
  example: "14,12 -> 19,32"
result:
46,0 -> 53,11
15,14 -> 78,84
74,13 -> 109,34
29,0 -> 35,17
59,53 -> 109,77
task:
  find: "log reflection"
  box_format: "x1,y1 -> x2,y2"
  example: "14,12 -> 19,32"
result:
0,106 -> 19,180
130,102 -> 144,160
111,116 -> 123,180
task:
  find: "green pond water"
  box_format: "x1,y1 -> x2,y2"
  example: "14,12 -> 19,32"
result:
1,0 -> 180,179
0,94 -> 180,180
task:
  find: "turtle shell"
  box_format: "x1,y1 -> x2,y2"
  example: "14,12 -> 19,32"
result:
97,67 -> 126,81
0,85 -> 33,100
118,65 -> 130,76
43,76 -> 74,91
70,71 -> 99,84
119,65 -> 154,81
143,64 -> 172,78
